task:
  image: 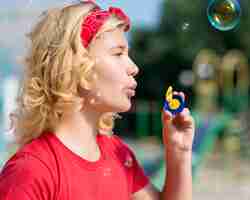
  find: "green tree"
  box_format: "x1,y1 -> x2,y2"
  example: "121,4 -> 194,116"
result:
130,0 -> 250,101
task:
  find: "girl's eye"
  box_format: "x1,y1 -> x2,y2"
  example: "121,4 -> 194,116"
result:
115,52 -> 123,56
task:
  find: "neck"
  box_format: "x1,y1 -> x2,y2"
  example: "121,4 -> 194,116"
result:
53,106 -> 103,160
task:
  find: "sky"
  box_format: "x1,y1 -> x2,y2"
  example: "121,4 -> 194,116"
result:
0,0 -> 163,28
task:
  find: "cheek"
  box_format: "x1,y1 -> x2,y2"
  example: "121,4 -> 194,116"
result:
95,57 -> 127,88
101,71 -> 125,95
96,72 -> 124,102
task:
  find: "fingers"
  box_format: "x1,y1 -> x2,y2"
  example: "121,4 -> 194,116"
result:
175,107 -> 194,125
180,107 -> 190,116
162,109 -> 172,122
162,107 -> 193,125
173,91 -> 185,101
178,108 -> 190,118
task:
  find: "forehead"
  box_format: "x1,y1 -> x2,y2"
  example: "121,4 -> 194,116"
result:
94,28 -> 128,49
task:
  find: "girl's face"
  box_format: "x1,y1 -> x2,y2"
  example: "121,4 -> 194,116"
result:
86,28 -> 139,113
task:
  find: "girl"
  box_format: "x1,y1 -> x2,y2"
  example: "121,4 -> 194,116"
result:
0,1 -> 195,200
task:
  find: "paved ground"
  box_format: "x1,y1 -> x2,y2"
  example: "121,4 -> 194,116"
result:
193,151 -> 250,200
124,135 -> 250,200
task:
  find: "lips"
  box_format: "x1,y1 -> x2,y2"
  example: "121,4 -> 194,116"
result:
126,89 -> 136,97
127,83 -> 137,90
124,82 -> 137,98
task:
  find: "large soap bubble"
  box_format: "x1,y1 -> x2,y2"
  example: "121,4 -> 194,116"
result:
207,0 -> 241,31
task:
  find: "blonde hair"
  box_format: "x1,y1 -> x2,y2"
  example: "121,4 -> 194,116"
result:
10,2 -> 128,147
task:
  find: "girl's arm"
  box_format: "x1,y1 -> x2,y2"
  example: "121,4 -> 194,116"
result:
132,92 -> 195,200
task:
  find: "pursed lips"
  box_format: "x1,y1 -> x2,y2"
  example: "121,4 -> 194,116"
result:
125,83 -> 137,97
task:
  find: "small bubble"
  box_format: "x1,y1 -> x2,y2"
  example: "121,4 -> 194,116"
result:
182,22 -> 190,32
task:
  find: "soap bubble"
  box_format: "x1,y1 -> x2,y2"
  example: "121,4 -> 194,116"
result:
207,0 -> 241,31
181,22 -> 190,32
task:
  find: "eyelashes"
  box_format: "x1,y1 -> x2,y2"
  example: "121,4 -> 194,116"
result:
113,52 -> 129,57
115,53 -> 123,56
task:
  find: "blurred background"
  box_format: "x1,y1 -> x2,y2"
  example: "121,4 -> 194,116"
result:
0,0 -> 250,199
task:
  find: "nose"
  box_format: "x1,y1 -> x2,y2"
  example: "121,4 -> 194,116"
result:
127,59 -> 139,77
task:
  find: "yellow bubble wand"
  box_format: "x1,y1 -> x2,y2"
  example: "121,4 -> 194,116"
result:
163,86 -> 185,115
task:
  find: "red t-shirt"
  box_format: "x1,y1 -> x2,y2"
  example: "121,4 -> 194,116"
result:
0,132 -> 150,200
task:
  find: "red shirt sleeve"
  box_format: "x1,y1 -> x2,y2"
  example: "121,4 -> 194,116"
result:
111,135 -> 150,194
129,149 -> 150,193
0,152 -> 56,200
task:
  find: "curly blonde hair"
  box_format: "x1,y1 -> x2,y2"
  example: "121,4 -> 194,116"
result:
10,2 -> 128,147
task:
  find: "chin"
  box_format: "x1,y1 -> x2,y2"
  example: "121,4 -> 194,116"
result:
118,105 -> 131,113
95,102 -> 129,114
112,99 -> 132,113
98,95 -> 133,113
120,99 -> 133,112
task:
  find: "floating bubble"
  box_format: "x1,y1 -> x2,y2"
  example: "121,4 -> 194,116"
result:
181,22 -> 190,32
207,0 -> 241,31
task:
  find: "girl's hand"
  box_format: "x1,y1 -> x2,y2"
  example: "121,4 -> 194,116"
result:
161,91 -> 195,161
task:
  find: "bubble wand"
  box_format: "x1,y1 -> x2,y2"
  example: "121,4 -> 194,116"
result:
163,86 -> 185,115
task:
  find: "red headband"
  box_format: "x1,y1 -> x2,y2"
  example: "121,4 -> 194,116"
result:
80,1 -> 131,48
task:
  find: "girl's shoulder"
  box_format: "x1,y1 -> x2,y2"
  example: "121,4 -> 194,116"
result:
0,141 -> 56,199
1,132 -> 57,178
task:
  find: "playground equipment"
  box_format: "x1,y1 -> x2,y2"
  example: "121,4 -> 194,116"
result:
219,50 -> 249,113
135,49 -> 249,190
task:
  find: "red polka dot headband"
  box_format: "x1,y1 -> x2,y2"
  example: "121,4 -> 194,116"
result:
80,0 -> 131,48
